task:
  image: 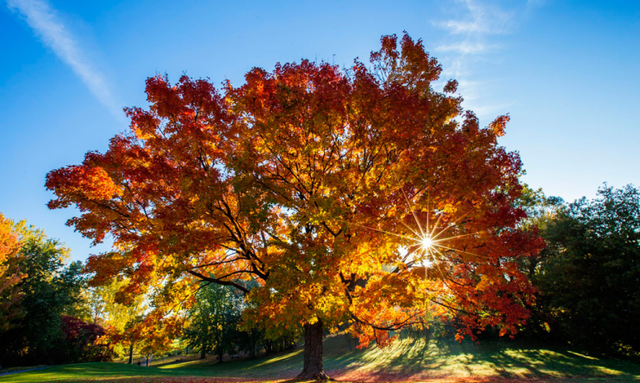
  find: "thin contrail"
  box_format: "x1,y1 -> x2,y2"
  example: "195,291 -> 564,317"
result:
7,0 -> 123,121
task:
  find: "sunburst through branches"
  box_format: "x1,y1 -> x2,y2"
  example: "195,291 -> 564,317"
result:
351,187 -> 481,273
393,186 -> 482,273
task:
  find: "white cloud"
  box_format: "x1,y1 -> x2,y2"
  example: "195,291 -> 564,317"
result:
439,0 -> 515,36
456,79 -> 514,116
7,0 -> 123,121
434,0 -> 529,119
436,41 -> 498,55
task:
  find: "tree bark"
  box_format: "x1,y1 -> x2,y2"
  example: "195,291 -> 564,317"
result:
127,343 -> 134,365
298,320 -> 329,380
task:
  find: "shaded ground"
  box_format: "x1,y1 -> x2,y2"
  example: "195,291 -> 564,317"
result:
2,334 -> 639,382
0,367 -> 50,377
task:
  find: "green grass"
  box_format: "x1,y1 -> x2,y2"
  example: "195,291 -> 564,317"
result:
2,334 -> 640,382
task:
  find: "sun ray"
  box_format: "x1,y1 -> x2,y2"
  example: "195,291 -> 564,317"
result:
399,220 -> 423,239
399,186 -> 425,237
431,206 -> 477,240
426,207 -> 430,234
431,246 -> 448,259
425,190 -> 431,245
434,232 -> 482,242
436,244 -> 490,260
431,248 -> 456,288
428,211 -> 446,239
347,222 -> 417,242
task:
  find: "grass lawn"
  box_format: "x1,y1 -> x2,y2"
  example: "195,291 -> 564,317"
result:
2,334 -> 639,382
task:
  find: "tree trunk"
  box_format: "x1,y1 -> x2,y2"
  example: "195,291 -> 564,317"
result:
249,332 -> 257,358
298,320 -> 329,380
217,346 -> 223,363
127,343 -> 134,365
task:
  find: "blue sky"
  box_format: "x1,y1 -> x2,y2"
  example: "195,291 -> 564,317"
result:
1,0 -> 639,262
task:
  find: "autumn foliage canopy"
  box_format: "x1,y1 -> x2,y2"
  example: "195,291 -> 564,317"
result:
46,34 -> 541,352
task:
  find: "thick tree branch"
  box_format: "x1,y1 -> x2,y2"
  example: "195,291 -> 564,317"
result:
186,270 -> 249,294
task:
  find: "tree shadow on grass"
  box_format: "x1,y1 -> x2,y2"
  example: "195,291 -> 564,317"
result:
461,340 -> 640,380
325,335 -> 640,382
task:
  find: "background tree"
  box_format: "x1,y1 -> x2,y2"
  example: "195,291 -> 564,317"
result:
0,213 -> 25,369
104,311 -> 180,366
59,315 -> 110,363
46,33 -> 541,379
89,278 -> 147,364
533,184 -> 640,355
515,186 -> 564,280
0,220 -> 89,367
134,313 -> 180,366
183,280 -> 295,361
183,283 -> 243,361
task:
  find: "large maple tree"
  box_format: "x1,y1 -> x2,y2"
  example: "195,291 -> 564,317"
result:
47,34 -> 541,379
